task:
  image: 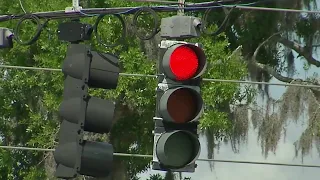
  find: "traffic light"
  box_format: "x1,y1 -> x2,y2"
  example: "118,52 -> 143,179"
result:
54,43 -> 119,179
152,40 -> 207,172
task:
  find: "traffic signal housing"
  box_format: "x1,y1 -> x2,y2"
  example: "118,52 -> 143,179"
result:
54,44 -> 119,178
0,27 -> 13,49
152,40 -> 207,172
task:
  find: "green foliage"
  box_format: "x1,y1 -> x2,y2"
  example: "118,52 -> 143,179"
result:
146,174 -> 165,180
0,0 -> 251,179
202,109 -> 231,135
188,31 -> 250,132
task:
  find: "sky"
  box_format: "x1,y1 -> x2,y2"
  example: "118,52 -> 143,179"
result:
137,2 -> 320,179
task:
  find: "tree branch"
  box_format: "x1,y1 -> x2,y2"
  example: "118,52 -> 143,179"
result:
250,33 -> 320,89
252,32 -> 282,62
251,32 -> 294,83
277,37 -> 320,67
254,62 -> 294,83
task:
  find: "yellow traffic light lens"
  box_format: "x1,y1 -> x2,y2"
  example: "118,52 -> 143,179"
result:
167,88 -> 198,123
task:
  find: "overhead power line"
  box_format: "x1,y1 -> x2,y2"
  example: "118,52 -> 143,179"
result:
1,1 -> 320,22
132,0 -> 320,14
129,0 -> 184,4
0,145 -> 320,168
0,64 -> 319,88
226,5 -> 320,14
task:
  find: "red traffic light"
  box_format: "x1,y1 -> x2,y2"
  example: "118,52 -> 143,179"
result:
169,46 -> 199,80
162,43 -> 206,81
159,87 -> 203,123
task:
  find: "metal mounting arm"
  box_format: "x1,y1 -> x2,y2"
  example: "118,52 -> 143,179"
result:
178,0 -> 185,15
65,0 -> 83,12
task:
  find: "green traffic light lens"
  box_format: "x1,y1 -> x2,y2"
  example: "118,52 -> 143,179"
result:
164,132 -> 194,166
156,130 -> 200,169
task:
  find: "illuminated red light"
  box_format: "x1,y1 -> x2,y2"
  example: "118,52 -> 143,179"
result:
169,45 -> 199,81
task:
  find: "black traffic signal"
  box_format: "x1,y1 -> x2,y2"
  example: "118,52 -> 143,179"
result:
152,40 -> 207,172
54,43 -> 119,179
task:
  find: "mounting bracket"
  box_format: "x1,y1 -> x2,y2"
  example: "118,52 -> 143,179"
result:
65,0 -> 83,12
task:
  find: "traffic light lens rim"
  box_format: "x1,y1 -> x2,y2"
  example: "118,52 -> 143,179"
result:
162,43 -> 207,81
156,130 -> 201,169
159,87 -> 204,123
167,88 -> 198,123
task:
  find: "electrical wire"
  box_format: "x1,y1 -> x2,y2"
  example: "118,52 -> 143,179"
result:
225,4 -> 320,13
201,3 -> 235,36
5,3 -> 265,46
18,0 -> 27,14
1,1 -> 318,45
13,14 -> 49,45
0,64 -> 319,88
0,145 -> 320,168
1,1 -> 320,22
93,14 -> 126,48
132,7 -> 160,40
130,0 -> 257,6
0,64 -> 157,77
130,0 -> 184,4
2,0 -> 315,45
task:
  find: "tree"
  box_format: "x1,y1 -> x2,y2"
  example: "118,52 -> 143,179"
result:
203,0 -> 320,159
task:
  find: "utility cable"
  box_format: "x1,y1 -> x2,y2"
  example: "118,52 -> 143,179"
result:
93,14 -> 126,48
0,64 -> 157,78
130,0 -> 184,4
0,145 -> 320,168
130,0 -> 261,6
1,2 -> 320,22
3,1 -> 307,45
0,64 -> 319,88
13,14 -> 49,45
201,3 -> 235,36
225,4 -> 320,14
132,7 -> 160,40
